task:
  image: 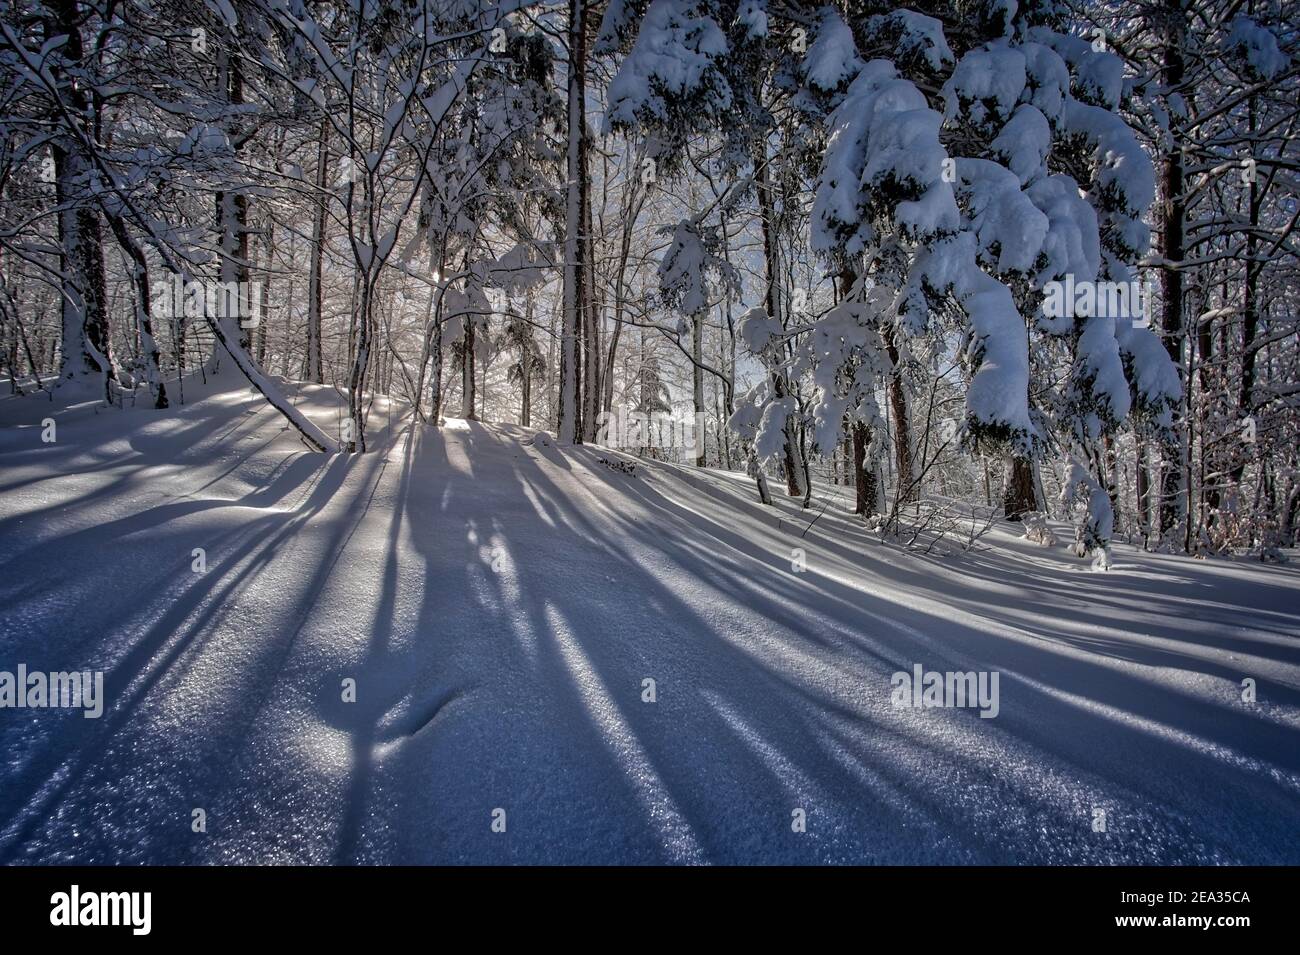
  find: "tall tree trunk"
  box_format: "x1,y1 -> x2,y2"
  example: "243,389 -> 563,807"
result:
832,265 -> 881,517
883,326 -> 915,503
53,149 -> 111,386
105,215 -> 167,408
1198,306 -> 1219,518
429,296 -> 444,425
1003,457 -> 1037,519
47,0 -> 110,390
1136,434 -> 1151,546
412,243 -> 443,424
1157,0 -> 1189,543
853,421 -> 881,516
256,219 -> 272,366
521,297 -> 534,427
307,119 -> 328,384
754,139 -> 803,495
602,191 -> 642,415
1230,93 -> 1261,494
215,46 -> 252,360
582,157 -> 601,440
342,137 -> 376,452
521,350 -> 532,428
557,0 -> 587,443
346,280 -> 371,452
461,316 -> 476,419
692,312 -> 705,466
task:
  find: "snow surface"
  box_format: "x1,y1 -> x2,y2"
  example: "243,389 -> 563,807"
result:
1,376 -> 1299,864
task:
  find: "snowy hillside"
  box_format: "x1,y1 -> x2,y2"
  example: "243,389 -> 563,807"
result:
1,377 -> 1297,864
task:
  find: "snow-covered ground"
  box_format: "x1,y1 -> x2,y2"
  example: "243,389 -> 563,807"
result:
1,374 -> 1298,864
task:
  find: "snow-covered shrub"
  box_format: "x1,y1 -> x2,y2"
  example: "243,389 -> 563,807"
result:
1059,458 -> 1113,560
1090,545 -> 1112,572
1020,511 -> 1056,546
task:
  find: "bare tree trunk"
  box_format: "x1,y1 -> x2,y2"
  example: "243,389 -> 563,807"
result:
345,276 -> 372,452
412,242 -> 444,424
47,0 -> 110,390
461,315 -> 476,420
1003,457 -> 1037,519
429,296 -> 444,425
1136,434 -> 1151,546
307,119 -> 328,384
582,157 -> 601,440
884,327 -> 916,503
833,266 -> 879,516
557,0 -> 587,443
692,312 -> 705,466
1197,303 -> 1218,521
602,191 -> 642,415
521,297 -> 534,427
256,219 -> 272,366
754,140 -> 802,495
105,215 -> 167,408
214,46 -> 252,358
1157,0 -> 1189,543
1230,93 -> 1261,495
853,421 -> 880,516
521,352 -> 532,427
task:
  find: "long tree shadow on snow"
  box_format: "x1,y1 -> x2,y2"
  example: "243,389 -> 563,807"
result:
0,438 -> 388,862
361,424 -> 1300,864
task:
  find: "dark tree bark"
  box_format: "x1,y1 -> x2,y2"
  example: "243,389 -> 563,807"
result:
1136,435 -> 1152,546
853,421 -> 880,516
1157,0 -> 1189,541
692,312 -> 705,466
1229,92 -> 1262,495
461,316 -> 476,420
1003,457 -> 1037,520
215,45 -> 252,355
883,326 -> 915,503
557,0 -> 587,443
104,215 -> 167,408
521,299 -> 534,427
581,151 -> 601,441
754,141 -> 803,495
47,0 -> 111,387
307,119 -> 328,384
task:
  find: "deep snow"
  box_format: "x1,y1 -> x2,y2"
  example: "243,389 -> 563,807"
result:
1,373 -> 1298,864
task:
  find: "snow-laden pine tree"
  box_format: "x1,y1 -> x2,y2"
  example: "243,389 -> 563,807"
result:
766,0 -> 1181,557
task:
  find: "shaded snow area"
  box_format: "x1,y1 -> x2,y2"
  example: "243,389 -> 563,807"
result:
1,376 -> 1298,864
